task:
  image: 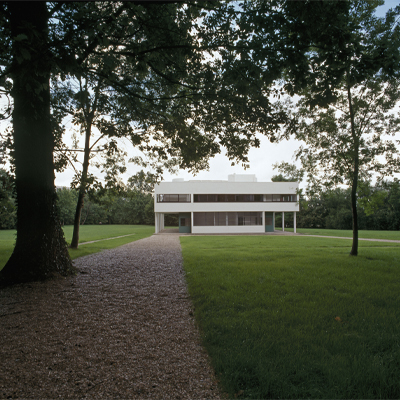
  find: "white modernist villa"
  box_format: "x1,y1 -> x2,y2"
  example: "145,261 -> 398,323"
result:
154,174 -> 299,234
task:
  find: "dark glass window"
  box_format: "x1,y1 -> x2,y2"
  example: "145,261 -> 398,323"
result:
272,194 -> 281,202
205,213 -> 214,226
227,213 -> 237,225
237,212 -> 262,225
180,217 -> 190,226
193,194 -> 296,202
157,194 -> 191,202
179,194 -> 191,202
193,212 -> 205,226
216,212 -> 227,226
209,194 -> 218,202
193,212 -> 262,226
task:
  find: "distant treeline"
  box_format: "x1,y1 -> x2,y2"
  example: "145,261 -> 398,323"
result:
295,180 -> 400,231
0,168 -> 399,230
56,187 -> 155,226
56,187 -> 179,227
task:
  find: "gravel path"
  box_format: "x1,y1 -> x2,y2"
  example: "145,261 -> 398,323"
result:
0,235 -> 221,399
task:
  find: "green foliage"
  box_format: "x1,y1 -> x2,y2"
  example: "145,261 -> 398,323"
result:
278,0 -> 400,104
298,182 -> 400,231
106,191 -> 154,225
127,170 -> 159,194
0,169 -> 16,229
358,181 -> 387,216
271,162 -> 304,183
56,187 -> 78,225
271,162 -> 304,199
277,1 -> 400,255
56,186 -> 155,226
292,79 -> 400,191
181,235 -> 400,399
46,1 -> 293,176
80,200 -> 108,225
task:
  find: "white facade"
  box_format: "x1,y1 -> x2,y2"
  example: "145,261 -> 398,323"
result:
154,174 -> 299,234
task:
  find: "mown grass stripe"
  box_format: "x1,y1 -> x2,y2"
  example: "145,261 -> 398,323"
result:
79,233 -> 136,245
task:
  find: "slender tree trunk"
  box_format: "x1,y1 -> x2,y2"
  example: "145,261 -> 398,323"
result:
0,3 -> 74,285
70,122 -> 92,249
347,82 -> 359,256
81,202 -> 91,225
70,75 -> 103,248
70,189 -> 85,248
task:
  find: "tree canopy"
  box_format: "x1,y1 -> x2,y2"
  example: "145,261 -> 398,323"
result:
277,0 -> 400,255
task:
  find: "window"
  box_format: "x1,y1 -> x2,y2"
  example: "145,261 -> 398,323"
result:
168,194 -> 179,202
157,194 -> 191,202
237,212 -> 262,226
180,217 -> 190,227
193,194 -> 296,202
227,213 -> 237,226
193,212 -> 262,226
179,194 -> 191,202
216,212 -> 227,226
193,212 -> 214,226
236,195 -> 252,202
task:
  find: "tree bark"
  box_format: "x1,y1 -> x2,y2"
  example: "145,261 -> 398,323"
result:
0,3 -> 74,286
70,121 -> 92,249
347,82 -> 359,256
70,190 -> 85,249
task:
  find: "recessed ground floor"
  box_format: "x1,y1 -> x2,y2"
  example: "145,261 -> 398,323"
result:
155,211 -> 297,234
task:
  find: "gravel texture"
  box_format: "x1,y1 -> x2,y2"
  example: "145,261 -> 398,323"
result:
0,234 -> 221,399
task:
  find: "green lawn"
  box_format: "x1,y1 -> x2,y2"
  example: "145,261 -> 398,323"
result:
181,235 -> 400,399
0,225 -> 154,270
0,230 -> 16,271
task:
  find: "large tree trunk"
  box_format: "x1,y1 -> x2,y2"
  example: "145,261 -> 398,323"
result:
347,82 -> 359,256
0,3 -> 74,286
